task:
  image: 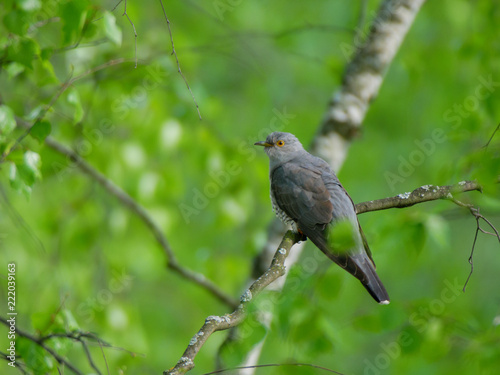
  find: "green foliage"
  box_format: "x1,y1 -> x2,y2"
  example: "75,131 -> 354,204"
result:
30,121 -> 51,143
327,219 -> 357,254
0,0 -> 499,374
60,0 -> 89,44
102,11 -> 122,46
0,105 -> 17,136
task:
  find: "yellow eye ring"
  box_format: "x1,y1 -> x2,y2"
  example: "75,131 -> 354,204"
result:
277,140 -> 285,147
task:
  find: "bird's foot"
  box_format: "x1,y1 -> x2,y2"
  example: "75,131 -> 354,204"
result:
297,229 -> 307,242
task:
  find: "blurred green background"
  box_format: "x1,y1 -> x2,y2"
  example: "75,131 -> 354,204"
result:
0,0 -> 499,374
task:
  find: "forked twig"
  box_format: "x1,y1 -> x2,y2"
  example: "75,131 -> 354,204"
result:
449,198 -> 500,291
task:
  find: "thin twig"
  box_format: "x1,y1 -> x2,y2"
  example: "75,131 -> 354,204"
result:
39,330 -> 142,358
78,338 -> 102,375
97,339 -> 111,375
158,0 -> 202,120
112,0 -> 124,12
122,0 -> 138,68
483,122 -> 500,149
68,58 -> 132,85
464,215 -> 480,291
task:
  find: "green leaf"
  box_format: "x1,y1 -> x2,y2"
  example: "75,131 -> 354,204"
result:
0,105 -> 17,135
411,220 -> 427,256
40,47 -> 53,61
9,162 -> 32,199
103,11 -> 122,46
425,214 -> 449,248
62,309 -> 80,331
3,9 -> 30,36
18,339 -> 54,374
353,313 -> 383,332
60,0 -> 88,44
34,58 -> 58,86
16,0 -> 42,11
17,150 -> 41,186
30,121 -> 51,143
9,163 -> 22,191
6,37 -> 40,69
328,219 -> 357,254
67,89 -> 84,122
4,61 -> 25,79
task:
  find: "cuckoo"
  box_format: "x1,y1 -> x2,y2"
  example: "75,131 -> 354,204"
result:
255,132 -> 389,304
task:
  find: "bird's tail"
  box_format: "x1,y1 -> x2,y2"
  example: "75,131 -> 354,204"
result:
350,253 -> 390,305
308,232 -> 390,304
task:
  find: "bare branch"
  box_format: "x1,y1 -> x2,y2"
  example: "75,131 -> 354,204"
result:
354,181 -> 482,214
158,0 -> 202,120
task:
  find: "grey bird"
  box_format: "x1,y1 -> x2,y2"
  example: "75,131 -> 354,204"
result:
255,132 -> 389,304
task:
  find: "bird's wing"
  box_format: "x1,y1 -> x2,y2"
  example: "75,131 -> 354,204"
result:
319,162 -> 375,266
272,158 -> 389,303
271,162 -> 333,228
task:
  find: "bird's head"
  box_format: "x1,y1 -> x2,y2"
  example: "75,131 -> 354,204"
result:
254,132 -> 305,166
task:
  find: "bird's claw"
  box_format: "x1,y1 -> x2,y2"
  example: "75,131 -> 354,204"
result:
297,229 -> 307,242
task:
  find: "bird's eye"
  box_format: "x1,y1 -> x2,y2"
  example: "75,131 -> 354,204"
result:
277,140 -> 285,147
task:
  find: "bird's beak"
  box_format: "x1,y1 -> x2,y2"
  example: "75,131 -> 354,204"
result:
254,141 -> 273,147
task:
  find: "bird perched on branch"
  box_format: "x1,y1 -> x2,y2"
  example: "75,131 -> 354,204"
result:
255,132 -> 389,304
